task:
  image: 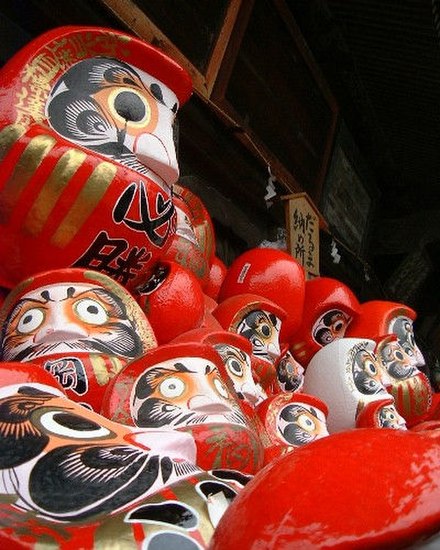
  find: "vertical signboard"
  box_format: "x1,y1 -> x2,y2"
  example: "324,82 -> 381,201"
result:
283,192 -> 320,279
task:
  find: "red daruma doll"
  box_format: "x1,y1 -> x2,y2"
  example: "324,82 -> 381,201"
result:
0,268 -> 157,411
0,26 -> 192,290
102,342 -> 265,474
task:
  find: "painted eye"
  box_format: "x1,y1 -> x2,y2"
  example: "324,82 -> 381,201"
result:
159,377 -> 185,398
39,411 -> 111,438
297,414 -> 316,432
394,350 -> 404,361
315,328 -> 333,345
109,89 -> 151,126
74,298 -> 108,325
364,359 -> 377,376
213,378 -> 229,399
333,320 -> 345,333
17,308 -> 45,334
226,357 -> 244,378
259,323 -> 271,338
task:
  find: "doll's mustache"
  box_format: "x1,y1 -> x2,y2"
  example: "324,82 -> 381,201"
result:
3,323 -> 142,361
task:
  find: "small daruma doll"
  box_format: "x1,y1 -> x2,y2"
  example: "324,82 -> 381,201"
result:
0,26 -> 192,289
347,300 -> 432,427
290,277 -> 361,368
172,327 -> 267,407
303,338 -> 400,433
255,392 -> 329,465
0,268 -> 157,410
102,342 -> 264,474
218,247 -> 306,342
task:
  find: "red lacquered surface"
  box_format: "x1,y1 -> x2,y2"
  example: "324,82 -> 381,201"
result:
290,276 -> 360,367
218,247 -> 305,341
210,428 -> 440,549
134,260 -> 206,344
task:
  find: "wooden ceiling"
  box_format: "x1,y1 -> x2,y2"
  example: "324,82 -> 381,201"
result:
288,0 -> 440,333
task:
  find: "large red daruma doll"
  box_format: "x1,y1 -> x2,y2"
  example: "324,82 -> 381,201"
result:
0,268 -> 157,411
102,342 -> 265,474
0,26 -> 192,290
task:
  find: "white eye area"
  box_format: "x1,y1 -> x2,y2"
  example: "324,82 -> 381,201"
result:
213,378 -> 229,399
39,411 -> 111,438
365,360 -> 377,375
74,298 -> 108,325
159,377 -> 185,398
17,308 -> 45,334
227,358 -> 244,377
297,414 -> 315,431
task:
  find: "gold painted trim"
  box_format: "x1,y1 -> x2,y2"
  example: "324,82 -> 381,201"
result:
51,162 -> 117,247
24,148 -> 87,236
0,133 -> 56,224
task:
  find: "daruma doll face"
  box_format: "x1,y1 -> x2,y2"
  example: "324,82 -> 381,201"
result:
0,26 -> 192,289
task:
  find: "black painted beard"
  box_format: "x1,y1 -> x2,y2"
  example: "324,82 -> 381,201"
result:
4,322 -> 143,362
386,360 -> 418,380
22,444 -> 197,521
134,398 -> 247,429
280,423 -> 315,446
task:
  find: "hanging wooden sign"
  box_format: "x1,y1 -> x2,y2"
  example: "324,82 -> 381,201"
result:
283,192 -> 320,279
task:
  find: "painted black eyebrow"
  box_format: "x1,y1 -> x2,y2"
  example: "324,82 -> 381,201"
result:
173,362 -> 193,373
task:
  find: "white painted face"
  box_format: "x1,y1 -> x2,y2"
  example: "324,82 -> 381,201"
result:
378,403 -> 407,430
1,283 -> 143,361
131,356 -> 247,429
46,57 -> 180,187
389,315 -> 425,368
175,205 -> 199,245
276,401 -> 329,447
377,339 -> 420,382
236,309 -> 282,364
312,309 -> 352,346
0,382 -> 198,522
213,343 -> 267,406
276,350 -> 305,393
303,338 -> 395,433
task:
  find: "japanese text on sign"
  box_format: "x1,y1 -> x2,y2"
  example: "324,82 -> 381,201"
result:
284,193 -> 320,278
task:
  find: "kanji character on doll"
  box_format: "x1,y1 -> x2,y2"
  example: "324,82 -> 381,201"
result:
102,342 -> 264,474
0,267 -> 157,410
0,362 -> 248,549
0,26 -> 192,289
289,276 -> 361,368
